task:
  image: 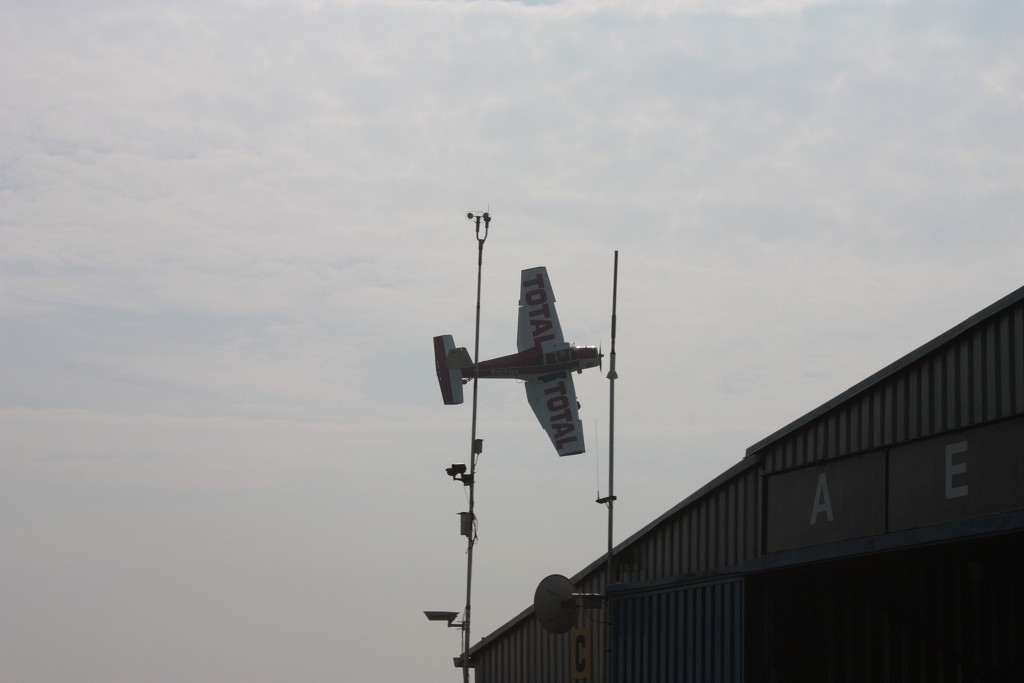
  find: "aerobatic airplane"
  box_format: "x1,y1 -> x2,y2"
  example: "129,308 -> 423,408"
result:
433,266 -> 602,456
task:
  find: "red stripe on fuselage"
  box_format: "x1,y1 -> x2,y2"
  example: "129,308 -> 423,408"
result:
463,347 -> 586,380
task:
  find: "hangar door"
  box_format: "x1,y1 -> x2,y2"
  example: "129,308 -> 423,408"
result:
747,531 -> 1024,682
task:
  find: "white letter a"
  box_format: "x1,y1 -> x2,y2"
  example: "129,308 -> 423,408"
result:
810,473 -> 834,525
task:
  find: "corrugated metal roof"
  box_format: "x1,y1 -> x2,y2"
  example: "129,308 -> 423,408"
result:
746,283 -> 1024,458
467,282 -> 1024,663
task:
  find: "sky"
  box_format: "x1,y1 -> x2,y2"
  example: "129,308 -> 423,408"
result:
1,0 -> 1021,681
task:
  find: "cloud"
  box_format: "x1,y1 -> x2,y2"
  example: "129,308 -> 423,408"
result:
1,1 -> 1022,681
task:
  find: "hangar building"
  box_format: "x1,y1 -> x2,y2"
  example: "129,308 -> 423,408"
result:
465,285 -> 1024,682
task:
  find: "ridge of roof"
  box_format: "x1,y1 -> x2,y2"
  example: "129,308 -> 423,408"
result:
745,284 -> 1024,457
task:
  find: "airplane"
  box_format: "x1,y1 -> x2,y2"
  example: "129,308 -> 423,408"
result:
433,266 -> 603,456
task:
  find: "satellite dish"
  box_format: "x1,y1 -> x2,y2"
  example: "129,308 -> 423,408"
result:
534,574 -> 577,634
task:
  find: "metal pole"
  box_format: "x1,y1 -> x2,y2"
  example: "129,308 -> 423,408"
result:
463,211 -> 489,683
606,250 -> 619,683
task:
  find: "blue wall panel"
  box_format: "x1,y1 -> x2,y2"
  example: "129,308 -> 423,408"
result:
613,578 -> 743,683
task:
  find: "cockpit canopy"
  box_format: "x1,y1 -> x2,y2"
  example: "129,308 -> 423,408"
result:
540,341 -> 579,365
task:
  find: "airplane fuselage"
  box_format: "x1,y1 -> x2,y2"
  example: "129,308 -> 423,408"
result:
466,344 -> 602,381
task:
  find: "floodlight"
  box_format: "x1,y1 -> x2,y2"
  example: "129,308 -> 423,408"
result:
424,611 -> 462,628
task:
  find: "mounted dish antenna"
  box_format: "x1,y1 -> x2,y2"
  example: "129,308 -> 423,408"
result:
534,574 -> 577,634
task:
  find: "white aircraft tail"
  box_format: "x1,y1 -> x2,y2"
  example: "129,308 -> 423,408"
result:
432,335 -> 465,405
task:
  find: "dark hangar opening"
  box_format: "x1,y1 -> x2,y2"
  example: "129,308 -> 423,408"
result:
747,530 -> 1024,682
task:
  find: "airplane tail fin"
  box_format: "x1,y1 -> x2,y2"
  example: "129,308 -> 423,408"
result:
433,335 -> 465,405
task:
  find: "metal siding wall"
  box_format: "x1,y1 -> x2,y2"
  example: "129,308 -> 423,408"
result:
613,578 -> 743,683
480,613 -> 590,683
472,568 -> 613,683
613,468 -> 760,585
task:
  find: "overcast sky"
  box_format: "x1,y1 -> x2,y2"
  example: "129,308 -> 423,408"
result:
2,0 -> 1021,681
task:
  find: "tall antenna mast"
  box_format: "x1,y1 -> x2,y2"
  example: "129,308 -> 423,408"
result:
596,250 -> 619,683
605,251 -> 618,573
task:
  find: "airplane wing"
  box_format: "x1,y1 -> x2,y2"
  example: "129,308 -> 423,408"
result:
517,267 -> 564,352
525,372 -> 585,456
